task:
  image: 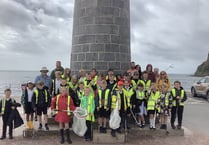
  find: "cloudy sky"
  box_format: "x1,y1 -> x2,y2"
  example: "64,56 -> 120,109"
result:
0,0 -> 208,74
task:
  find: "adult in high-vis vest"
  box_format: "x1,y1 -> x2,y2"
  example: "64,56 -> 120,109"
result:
80,86 -> 95,141
110,81 -> 127,137
156,84 -> 172,130
32,80 -> 50,130
135,83 -> 147,128
123,80 -> 136,129
170,81 -> 187,129
147,84 -> 160,130
21,81 -> 35,129
95,80 -> 111,133
51,86 -> 76,144
0,88 -> 16,140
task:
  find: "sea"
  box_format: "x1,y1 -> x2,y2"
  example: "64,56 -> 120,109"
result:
0,70 -> 202,97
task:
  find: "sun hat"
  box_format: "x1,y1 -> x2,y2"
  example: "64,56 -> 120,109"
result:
40,67 -> 49,72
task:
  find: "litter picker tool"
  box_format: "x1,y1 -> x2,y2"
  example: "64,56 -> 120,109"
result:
53,107 -> 88,119
129,108 -> 139,124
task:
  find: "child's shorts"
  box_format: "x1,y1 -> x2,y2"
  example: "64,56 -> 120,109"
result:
147,110 -> 155,115
37,106 -> 48,115
99,107 -> 109,118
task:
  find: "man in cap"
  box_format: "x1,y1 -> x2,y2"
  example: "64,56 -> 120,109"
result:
34,67 -> 52,90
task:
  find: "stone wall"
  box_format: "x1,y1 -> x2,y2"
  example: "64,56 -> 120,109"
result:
71,0 -> 131,74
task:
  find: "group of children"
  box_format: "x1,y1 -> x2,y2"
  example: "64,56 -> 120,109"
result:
0,66 -> 187,143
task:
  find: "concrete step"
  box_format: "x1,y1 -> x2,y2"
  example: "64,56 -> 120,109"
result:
128,125 -> 184,138
47,117 -> 58,125
93,129 -> 125,144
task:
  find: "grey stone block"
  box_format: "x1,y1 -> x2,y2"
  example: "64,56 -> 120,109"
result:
73,25 -> 85,35
79,16 -> 94,25
115,53 -> 130,61
121,62 -> 130,70
95,35 -> 110,43
86,7 -> 120,17
71,53 -> 78,61
111,35 -> 120,43
95,16 -> 114,24
99,52 -> 115,61
95,63 -> 108,71
86,53 -> 98,61
97,0 -> 112,7
82,62 -> 94,70
71,62 -> 82,71
86,25 -> 119,34
112,0 -> 125,8
105,44 -> 120,52
78,53 -> 86,61
90,44 -> 105,52
71,45 -> 82,53
120,45 -> 130,53
115,17 -> 129,25
82,44 -> 90,52
119,8 -> 130,17
109,62 -> 121,69
79,35 -> 95,44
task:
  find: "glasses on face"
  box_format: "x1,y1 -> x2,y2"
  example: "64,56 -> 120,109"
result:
160,73 -> 165,76
60,84 -> 68,88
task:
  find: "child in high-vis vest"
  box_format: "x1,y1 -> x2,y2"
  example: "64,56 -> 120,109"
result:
111,81 -> 127,137
95,80 -> 111,133
170,81 -> 187,129
80,86 -> 95,141
51,86 -> 76,144
147,84 -> 160,130
135,83 -> 147,128
0,88 -> 17,140
21,81 -> 35,129
156,83 -> 172,130
32,80 -> 50,130
123,80 -> 135,129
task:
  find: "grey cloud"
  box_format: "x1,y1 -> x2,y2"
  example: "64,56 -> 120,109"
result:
0,1 -> 36,31
12,0 -> 74,19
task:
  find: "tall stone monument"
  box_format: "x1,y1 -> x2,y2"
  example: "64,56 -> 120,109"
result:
71,0 -> 131,74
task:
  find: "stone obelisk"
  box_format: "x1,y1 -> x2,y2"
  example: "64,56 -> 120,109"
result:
71,0 -> 131,74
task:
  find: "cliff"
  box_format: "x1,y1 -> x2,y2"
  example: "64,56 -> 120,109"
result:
194,53 -> 209,76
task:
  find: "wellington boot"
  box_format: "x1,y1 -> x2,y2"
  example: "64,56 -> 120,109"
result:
29,121 -> 34,129
26,121 -> 30,129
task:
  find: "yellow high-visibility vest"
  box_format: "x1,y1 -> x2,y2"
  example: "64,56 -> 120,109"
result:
86,95 -> 95,122
98,89 -> 110,109
171,89 -> 185,106
136,91 -> 145,100
123,88 -> 134,108
140,80 -> 151,91
55,95 -> 71,115
111,90 -> 127,110
1,98 -> 15,115
147,91 -> 160,111
34,89 -> 48,105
